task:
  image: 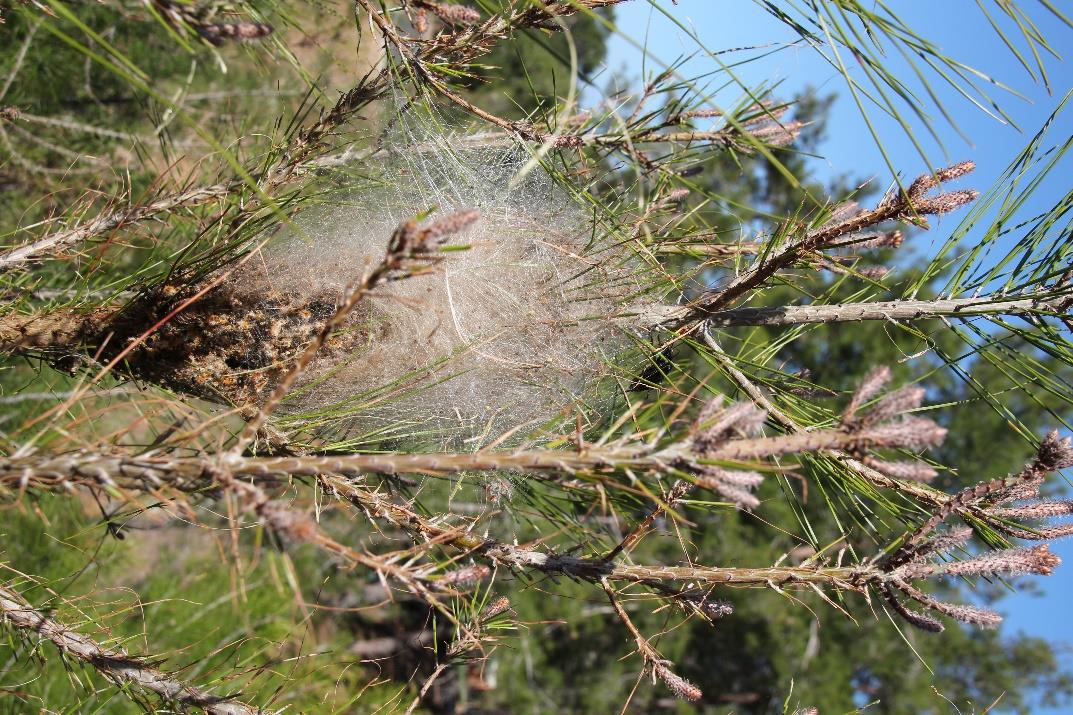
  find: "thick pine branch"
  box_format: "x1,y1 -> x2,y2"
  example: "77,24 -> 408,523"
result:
697,292 -> 1073,327
0,424 -> 944,489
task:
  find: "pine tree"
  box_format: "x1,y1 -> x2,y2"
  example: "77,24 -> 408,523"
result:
1,2 -> 1072,713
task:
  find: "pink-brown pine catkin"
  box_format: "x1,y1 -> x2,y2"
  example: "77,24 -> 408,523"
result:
653,664 -> 702,702
907,160 -> 976,195
439,564 -> 491,587
197,21 -> 274,45
995,500 -> 1073,520
860,385 -> 925,426
929,545 -> 1061,578
695,466 -> 765,510
845,366 -> 891,420
415,1 -> 481,25
481,597 -> 512,620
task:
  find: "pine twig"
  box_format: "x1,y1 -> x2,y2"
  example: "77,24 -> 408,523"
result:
602,580 -> 702,702
692,291 -> 1073,328
664,162 -> 979,328
2,420 -> 947,493
700,328 -> 946,507
0,582 -> 267,715
0,182 -> 236,271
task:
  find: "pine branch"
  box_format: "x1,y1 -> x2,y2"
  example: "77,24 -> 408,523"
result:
0,421 -> 946,491
692,290 -> 1073,328
602,579 -> 702,702
701,331 -> 947,507
663,162 -> 979,329
0,582 -> 268,715
0,182 -> 236,271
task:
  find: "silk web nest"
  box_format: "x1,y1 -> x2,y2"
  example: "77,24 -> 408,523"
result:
224,121 -> 658,442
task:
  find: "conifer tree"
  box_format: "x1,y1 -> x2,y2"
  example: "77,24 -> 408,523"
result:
1,2 -> 1072,713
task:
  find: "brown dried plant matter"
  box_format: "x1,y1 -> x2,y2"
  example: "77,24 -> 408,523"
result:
0,274 -> 363,406
171,207 -> 473,408
0,211 -> 481,408
124,275 -> 368,406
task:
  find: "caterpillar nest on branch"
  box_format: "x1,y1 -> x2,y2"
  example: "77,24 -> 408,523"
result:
135,133 -> 655,438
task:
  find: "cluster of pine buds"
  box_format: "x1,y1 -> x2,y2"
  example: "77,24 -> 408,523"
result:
687,368 -> 949,509
411,0 -> 481,33
876,431 -> 1073,632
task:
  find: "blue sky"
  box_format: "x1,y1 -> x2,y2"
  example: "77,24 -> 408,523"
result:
599,2 -> 1073,711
